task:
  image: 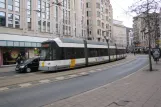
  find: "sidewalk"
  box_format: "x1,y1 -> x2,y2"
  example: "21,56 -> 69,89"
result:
0,66 -> 15,72
45,60 -> 161,107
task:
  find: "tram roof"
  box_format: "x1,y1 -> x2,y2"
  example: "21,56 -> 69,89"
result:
54,38 -> 109,45
42,38 -> 125,49
42,38 -> 118,46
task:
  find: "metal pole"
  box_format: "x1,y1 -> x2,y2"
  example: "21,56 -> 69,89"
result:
108,40 -> 110,62
147,0 -> 152,71
115,43 -> 117,60
84,40 -> 88,66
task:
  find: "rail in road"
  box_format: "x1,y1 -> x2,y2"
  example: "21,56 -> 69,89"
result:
0,55 -> 148,107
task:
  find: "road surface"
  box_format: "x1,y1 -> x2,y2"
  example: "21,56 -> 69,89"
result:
0,56 -> 148,107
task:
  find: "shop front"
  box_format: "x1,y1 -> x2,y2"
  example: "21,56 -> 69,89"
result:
0,33 -> 49,66
0,41 -> 41,66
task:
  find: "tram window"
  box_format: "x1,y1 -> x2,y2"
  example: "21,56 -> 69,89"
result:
53,50 -> 56,60
110,49 -> 115,55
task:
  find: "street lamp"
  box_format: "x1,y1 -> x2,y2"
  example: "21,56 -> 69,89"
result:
103,30 -> 112,62
104,36 -> 110,62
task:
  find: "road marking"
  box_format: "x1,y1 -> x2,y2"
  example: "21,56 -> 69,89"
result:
89,70 -> 97,73
69,74 -> 77,78
0,87 -> 9,91
55,77 -> 65,80
0,76 -> 5,79
97,69 -> 102,71
19,83 -> 32,87
14,75 -> 22,77
39,79 -> 51,83
79,72 -> 89,75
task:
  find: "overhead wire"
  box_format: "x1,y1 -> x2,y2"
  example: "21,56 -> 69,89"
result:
111,0 -> 134,17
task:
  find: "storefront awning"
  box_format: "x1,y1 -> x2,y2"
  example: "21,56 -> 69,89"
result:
0,33 -> 50,47
0,40 -> 41,47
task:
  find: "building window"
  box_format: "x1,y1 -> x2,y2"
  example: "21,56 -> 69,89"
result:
8,0 -> 13,10
87,11 -> 91,17
97,11 -> 100,17
86,2 -> 90,8
27,0 -> 31,17
97,29 -> 99,35
46,3 -> 50,20
96,3 -> 100,9
0,0 -> 5,8
15,15 -> 20,28
15,0 -> 20,12
102,22 -> 104,28
106,16 -> 108,21
47,22 -> 50,32
43,21 -> 46,32
38,20 -> 41,31
106,9 -> 108,14
27,18 -> 31,29
0,11 -> 6,26
56,23 -> 58,33
54,6 -> 58,21
8,13 -> 13,27
27,0 -> 31,29
97,20 -> 101,26
101,7 -> 103,12
87,20 -> 89,25
68,0 -> 70,9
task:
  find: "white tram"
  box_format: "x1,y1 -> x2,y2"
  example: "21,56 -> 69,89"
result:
39,38 -> 126,71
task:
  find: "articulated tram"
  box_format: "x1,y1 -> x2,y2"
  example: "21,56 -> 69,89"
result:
39,38 -> 126,71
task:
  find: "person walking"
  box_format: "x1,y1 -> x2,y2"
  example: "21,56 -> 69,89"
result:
16,54 -> 23,65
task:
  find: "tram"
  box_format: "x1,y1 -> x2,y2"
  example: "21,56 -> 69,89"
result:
39,38 -> 126,71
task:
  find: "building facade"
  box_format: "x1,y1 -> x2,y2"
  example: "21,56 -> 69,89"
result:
133,13 -> 160,52
0,0 -> 87,66
113,20 -> 127,47
86,0 -> 113,42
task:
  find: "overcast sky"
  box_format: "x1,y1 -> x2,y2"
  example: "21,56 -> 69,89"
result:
111,0 -> 134,28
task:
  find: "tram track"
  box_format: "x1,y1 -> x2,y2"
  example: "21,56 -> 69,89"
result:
0,55 -> 136,89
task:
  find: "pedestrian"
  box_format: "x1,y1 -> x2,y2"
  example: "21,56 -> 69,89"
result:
16,54 -> 23,65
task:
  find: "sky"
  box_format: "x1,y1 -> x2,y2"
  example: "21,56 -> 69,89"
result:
111,0 -> 134,28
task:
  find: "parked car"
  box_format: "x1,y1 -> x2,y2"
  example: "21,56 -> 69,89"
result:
15,57 -> 40,73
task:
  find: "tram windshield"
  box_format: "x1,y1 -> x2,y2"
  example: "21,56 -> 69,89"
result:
40,48 -> 48,60
40,43 -> 51,61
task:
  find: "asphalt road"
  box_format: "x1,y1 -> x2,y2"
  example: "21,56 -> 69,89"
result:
0,56 -> 148,107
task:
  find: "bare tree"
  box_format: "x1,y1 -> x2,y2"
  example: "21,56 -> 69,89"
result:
129,0 -> 161,71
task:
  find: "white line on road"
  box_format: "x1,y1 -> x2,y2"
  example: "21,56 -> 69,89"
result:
69,74 -> 78,78
14,75 -> 22,77
97,69 -> 102,71
89,70 -> 97,73
0,76 -> 5,79
39,79 -> 51,83
79,72 -> 89,75
19,83 -> 32,87
55,77 -> 65,80
0,87 -> 9,91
